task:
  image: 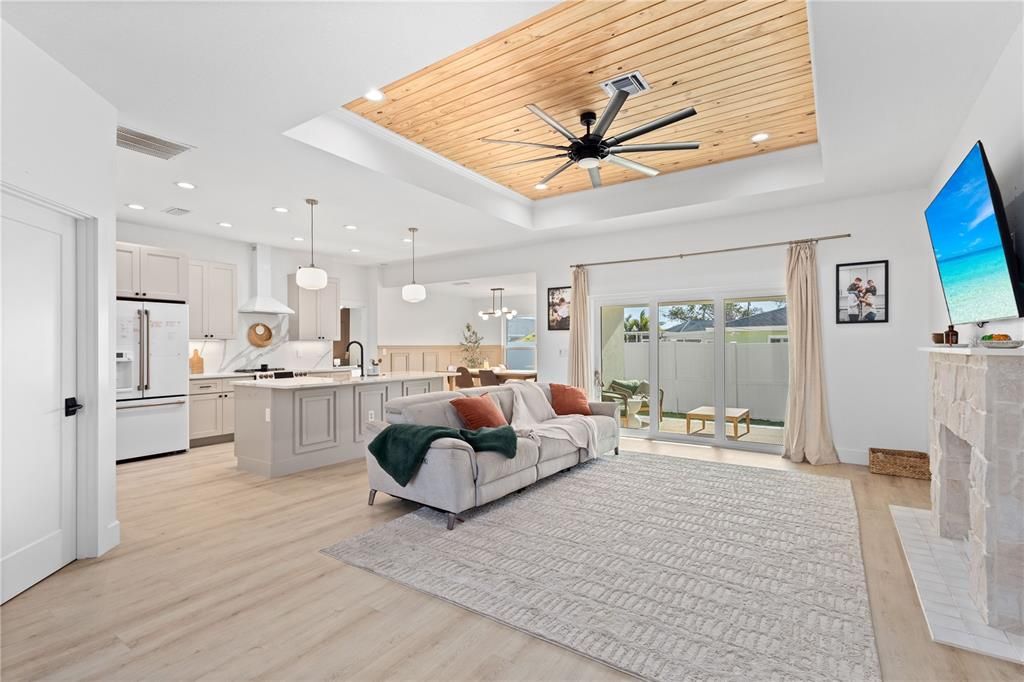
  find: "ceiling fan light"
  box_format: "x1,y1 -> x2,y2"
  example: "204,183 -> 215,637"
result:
751,132 -> 770,143
577,157 -> 600,170
296,265 -> 328,290
402,283 -> 426,303
534,183 -> 548,190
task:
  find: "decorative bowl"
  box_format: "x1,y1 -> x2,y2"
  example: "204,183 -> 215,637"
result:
979,339 -> 1023,349
930,332 -> 945,344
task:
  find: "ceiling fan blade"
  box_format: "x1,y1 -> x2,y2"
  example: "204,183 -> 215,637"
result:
607,142 -> 700,153
592,89 -> 629,139
494,153 -> 568,168
525,104 -> 579,142
604,106 -> 697,146
606,154 -> 659,177
481,138 -> 569,151
538,160 -> 575,186
588,167 -> 602,189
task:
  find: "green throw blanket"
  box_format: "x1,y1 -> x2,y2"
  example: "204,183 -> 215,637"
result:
368,423 -> 517,487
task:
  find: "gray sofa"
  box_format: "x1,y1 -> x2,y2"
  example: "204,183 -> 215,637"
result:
365,383 -> 619,528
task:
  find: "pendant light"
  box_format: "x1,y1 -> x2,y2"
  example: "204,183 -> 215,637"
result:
402,227 -> 426,303
295,198 -> 327,290
479,287 -> 517,320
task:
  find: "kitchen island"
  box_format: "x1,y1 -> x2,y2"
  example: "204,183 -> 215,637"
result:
232,371 -> 447,477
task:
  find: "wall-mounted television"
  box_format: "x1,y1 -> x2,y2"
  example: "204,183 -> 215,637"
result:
924,140 -> 1024,325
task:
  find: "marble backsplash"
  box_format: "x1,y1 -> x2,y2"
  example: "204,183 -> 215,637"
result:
190,313 -> 336,372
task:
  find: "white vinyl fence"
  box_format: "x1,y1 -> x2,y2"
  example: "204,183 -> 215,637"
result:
622,340 -> 789,422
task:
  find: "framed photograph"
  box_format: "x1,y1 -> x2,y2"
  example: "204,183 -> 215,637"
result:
547,286 -> 571,330
836,260 -> 889,323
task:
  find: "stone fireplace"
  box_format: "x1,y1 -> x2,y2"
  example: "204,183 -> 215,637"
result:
929,349 -> 1024,631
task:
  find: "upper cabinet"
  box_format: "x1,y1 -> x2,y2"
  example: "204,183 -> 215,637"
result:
115,242 -> 188,302
287,275 -> 339,341
189,260 -> 237,339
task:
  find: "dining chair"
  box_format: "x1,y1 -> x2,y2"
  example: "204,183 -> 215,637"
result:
478,369 -> 500,386
455,366 -> 475,389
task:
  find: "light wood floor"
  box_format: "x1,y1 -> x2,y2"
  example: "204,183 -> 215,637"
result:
2,438 -> 1022,681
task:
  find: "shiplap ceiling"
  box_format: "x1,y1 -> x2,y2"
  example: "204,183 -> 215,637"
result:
345,0 -> 817,199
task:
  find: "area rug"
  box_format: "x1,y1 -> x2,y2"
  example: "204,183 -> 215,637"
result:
322,453 -> 880,681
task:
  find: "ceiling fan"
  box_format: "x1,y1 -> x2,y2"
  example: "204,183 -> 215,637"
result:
482,89 -> 699,190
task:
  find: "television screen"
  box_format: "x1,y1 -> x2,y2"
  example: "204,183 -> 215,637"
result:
924,141 -> 1023,324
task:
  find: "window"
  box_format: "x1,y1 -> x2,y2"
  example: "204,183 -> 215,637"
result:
504,315 -> 536,370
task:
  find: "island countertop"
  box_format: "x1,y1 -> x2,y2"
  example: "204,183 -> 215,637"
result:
231,371 -> 451,390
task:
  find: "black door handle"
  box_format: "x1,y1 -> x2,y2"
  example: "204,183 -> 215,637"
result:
65,397 -> 84,417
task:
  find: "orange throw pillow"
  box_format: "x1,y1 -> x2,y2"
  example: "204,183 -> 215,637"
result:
450,395 -> 508,430
550,384 -> 592,416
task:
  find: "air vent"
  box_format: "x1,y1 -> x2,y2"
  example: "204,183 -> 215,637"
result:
452,281 -> 471,286
116,126 -> 194,160
162,207 -> 191,216
599,71 -> 651,97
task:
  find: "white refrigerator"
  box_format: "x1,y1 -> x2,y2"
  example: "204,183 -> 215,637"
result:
115,300 -> 189,461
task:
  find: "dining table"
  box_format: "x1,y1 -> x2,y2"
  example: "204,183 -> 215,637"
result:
442,368 -> 538,390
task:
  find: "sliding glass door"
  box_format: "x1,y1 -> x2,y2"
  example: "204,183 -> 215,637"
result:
594,291 -> 788,453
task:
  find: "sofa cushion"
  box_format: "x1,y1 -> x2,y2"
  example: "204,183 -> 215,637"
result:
450,394 -> 508,430
536,434 -> 580,461
474,437 -> 540,485
401,400 -> 463,428
385,391 -> 462,424
550,383 -> 591,416
458,386 -> 514,422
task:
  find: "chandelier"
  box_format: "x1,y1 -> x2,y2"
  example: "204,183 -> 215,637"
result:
479,287 -> 517,320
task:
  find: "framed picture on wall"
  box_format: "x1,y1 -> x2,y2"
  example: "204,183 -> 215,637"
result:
547,286 -> 571,330
836,260 -> 889,323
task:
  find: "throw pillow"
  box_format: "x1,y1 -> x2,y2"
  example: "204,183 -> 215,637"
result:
450,394 -> 508,430
550,383 -> 592,416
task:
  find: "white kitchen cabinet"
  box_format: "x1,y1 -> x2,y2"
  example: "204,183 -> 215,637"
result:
116,241 -> 188,302
116,242 -> 141,297
189,260 -> 237,339
189,393 -> 222,439
354,383 -> 392,443
221,393 -> 235,435
287,275 -> 340,341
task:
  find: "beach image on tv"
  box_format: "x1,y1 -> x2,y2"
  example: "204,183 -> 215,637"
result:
925,144 -> 1018,324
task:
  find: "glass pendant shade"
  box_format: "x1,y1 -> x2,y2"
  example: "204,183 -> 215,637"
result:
402,283 -> 426,303
296,197 -> 327,290
296,265 -> 327,290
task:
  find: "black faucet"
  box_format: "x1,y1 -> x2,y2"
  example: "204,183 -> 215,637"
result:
346,340 -> 365,378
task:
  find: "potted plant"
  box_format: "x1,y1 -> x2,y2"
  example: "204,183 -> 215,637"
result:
460,323 -> 485,368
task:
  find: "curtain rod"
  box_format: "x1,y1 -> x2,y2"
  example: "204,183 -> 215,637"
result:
571,233 -> 852,269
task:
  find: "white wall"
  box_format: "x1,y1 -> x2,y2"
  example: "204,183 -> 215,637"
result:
1,21 -> 120,555
377,289 -> 534,348
381,189 -> 935,464
928,22 -> 1024,341
117,221 -> 377,370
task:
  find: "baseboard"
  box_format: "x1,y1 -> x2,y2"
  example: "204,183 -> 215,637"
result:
98,520 -> 121,556
837,447 -> 868,466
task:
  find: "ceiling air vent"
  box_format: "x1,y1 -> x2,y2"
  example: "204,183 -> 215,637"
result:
599,71 -> 651,97
116,126 -> 194,160
162,207 -> 191,216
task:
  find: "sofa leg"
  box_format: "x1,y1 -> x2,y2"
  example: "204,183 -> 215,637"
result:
614,446 -> 620,455
446,513 -> 457,531
367,489 -> 377,506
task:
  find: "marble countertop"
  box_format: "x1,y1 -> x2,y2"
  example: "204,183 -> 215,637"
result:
232,371 -> 449,390
189,366 -> 358,380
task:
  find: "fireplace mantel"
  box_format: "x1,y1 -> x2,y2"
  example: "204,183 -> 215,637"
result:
919,345 -> 1024,357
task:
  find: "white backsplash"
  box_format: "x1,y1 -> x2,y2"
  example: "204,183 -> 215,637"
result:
190,313 -> 335,372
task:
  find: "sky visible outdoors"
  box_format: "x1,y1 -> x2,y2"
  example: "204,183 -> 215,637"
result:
925,143 -> 1001,262
619,299 -> 786,329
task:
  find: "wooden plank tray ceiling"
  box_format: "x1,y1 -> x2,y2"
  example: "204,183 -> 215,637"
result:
344,1 -> 817,200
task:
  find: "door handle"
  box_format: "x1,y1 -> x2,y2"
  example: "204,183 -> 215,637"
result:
137,308 -> 145,390
144,308 -> 151,390
65,397 -> 84,417
116,400 -> 187,410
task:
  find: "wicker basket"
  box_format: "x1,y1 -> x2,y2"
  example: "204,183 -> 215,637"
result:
869,448 -> 930,480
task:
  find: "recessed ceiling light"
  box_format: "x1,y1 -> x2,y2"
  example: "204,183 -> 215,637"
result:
350,248 -> 361,253
344,224 -> 358,231
273,206 -> 289,213
175,181 -> 196,190
126,203 -> 145,210
535,183 -> 548,190
218,222 -> 232,228
364,88 -> 385,102
751,132 -> 770,143
402,237 -> 413,243
292,236 -> 304,241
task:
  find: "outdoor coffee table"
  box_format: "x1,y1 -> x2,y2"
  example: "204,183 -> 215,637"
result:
684,406 -> 751,439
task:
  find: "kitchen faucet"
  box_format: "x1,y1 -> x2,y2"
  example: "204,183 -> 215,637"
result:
346,340 -> 365,378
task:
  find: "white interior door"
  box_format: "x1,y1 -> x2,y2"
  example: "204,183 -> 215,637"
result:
2,193 -> 78,603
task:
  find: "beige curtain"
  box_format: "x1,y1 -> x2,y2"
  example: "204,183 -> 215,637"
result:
783,242 -> 838,465
567,266 -> 591,392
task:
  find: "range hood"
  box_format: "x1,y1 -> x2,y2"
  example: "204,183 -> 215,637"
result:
238,244 -> 294,314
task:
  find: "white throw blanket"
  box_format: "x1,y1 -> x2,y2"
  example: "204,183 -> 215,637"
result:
507,382 -> 601,460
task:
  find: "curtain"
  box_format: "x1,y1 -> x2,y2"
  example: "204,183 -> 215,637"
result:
567,266 -> 591,392
783,242 -> 839,465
